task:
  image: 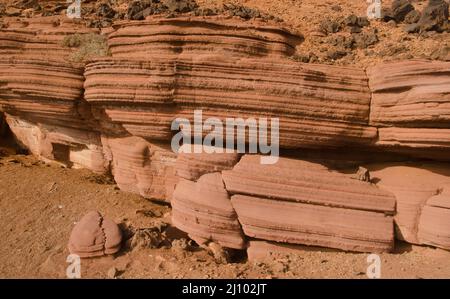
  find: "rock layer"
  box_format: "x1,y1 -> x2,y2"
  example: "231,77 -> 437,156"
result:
368,60 -> 450,128
222,156 -> 395,253
108,17 -> 303,59
101,136 -> 177,200
84,57 -> 376,148
418,185 -> 450,250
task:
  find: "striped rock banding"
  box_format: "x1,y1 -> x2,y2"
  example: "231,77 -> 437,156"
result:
108,16 -> 303,59
101,136 -> 177,201
68,211 -> 122,258
368,163 -> 450,245
84,57 -> 376,148
368,60 -> 450,128
221,155 -> 396,252
171,172 -> 246,249
418,185 -> 450,250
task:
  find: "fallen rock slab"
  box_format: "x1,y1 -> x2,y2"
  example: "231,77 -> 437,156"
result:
366,163 -> 450,246
418,185 -> 450,250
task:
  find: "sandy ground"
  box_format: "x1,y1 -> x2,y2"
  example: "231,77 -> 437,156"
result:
1,146 -> 450,279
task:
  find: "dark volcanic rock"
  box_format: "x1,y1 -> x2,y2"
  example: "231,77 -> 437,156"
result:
404,10 -> 421,24
353,29 -> 379,49
416,0 -> 449,32
319,19 -> 342,35
97,2 -> 116,19
392,0 -> 415,22
127,0 -> 198,20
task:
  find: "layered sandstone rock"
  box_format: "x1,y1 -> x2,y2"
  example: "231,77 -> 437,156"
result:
84,57 -> 376,148
222,156 -> 396,253
2,14 -> 450,255
0,16 -> 106,173
368,163 -> 450,246
5,114 -> 106,173
0,58 -> 87,129
172,172 -> 246,249
369,60 -> 450,158
101,136 -> 176,200
68,211 -> 122,258
175,144 -> 241,181
108,17 -> 303,60
0,16 -> 93,60
368,60 -> 450,128
418,185 -> 450,250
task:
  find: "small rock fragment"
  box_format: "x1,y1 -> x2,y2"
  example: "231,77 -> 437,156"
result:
107,267 -> 118,279
68,211 -> 122,258
356,167 -> 371,182
392,0 -> 415,22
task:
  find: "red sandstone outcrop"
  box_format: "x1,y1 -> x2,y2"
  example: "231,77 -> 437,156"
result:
368,60 -> 450,128
368,163 -> 450,248
5,114 -> 106,173
172,172 -> 246,249
223,156 -> 396,253
0,16 -> 92,60
108,17 -> 303,60
68,211 -> 122,258
175,144 -> 241,181
2,15 -> 450,255
0,16 -> 106,173
369,60 -> 450,158
101,136 -> 176,200
84,57 -> 376,148
418,185 -> 450,250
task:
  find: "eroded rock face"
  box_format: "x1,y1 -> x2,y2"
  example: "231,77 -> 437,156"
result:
175,144 -> 241,181
172,172 -> 246,249
2,14 -> 450,255
368,60 -> 450,160
418,185 -> 450,250
101,136 -> 176,200
68,211 -> 122,258
108,16 -> 303,59
5,114 -> 106,172
84,57 -> 375,149
368,163 -> 450,248
223,156 -> 396,253
368,60 -> 450,128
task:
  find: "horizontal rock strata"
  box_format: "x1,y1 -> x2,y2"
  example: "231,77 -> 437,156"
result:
368,60 -> 450,128
369,60 -> 450,157
101,136 -> 176,201
84,57 -> 376,148
172,172 -> 246,249
223,156 -> 395,252
109,17 -> 303,59
2,15 -> 450,255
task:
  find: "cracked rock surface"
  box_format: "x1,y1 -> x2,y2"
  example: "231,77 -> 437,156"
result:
68,211 -> 122,258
